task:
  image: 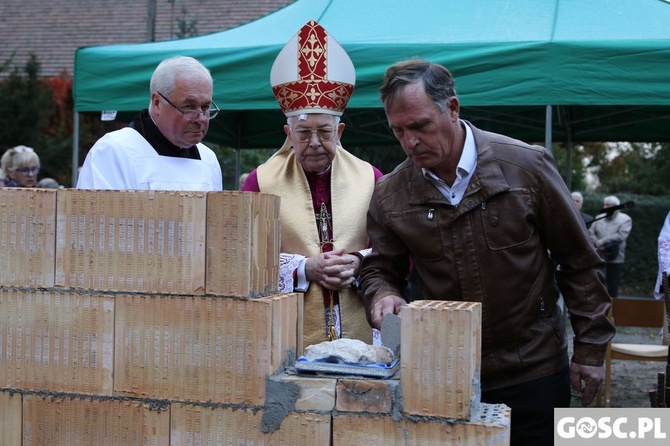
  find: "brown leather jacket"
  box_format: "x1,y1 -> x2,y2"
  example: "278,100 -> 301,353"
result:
360,123 -> 615,391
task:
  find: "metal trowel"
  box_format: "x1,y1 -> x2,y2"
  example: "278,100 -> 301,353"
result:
381,312 -> 401,358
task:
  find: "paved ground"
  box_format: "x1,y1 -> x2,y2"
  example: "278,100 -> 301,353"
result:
567,321 -> 669,408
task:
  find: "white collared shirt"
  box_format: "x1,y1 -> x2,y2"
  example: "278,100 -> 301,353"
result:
422,121 -> 477,205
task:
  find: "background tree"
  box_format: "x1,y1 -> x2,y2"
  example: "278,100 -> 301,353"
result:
0,53 -> 52,154
207,145 -> 274,189
38,72 -> 76,184
588,142 -> 670,195
0,53 -> 75,185
1,53 -> 122,186
348,145 -> 406,175
175,5 -> 198,38
550,141 -> 609,192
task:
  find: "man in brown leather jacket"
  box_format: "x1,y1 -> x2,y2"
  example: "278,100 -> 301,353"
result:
359,60 -> 615,445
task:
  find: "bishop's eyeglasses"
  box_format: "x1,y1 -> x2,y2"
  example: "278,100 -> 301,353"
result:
157,92 -> 220,121
291,128 -> 337,143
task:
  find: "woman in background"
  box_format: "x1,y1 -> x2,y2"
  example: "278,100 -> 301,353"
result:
655,211 -> 670,300
1,145 -> 40,187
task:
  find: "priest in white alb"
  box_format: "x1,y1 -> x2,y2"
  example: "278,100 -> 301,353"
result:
77,56 -> 222,191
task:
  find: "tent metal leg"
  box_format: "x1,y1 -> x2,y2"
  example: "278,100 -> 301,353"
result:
72,110 -> 80,187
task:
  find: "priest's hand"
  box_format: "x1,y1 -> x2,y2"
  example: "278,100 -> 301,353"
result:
306,248 -> 358,290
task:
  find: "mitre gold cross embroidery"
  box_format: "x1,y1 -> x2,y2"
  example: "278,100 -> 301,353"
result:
302,32 -> 324,67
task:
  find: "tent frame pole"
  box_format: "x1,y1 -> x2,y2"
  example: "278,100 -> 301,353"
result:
72,109 -> 80,187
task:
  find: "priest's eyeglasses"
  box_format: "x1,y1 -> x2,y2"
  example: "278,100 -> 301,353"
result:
292,128 -> 337,143
157,92 -> 220,120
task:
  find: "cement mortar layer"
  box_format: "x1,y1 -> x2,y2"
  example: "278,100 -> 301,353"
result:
0,387 -> 265,414
261,378 -> 302,433
0,285 -> 277,300
262,353 -> 300,433
470,372 -> 482,415
271,368 -> 508,427
5,386 -> 507,429
397,402 -> 510,427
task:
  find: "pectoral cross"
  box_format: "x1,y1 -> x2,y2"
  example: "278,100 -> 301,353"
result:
315,202 -> 337,340
316,202 -> 333,249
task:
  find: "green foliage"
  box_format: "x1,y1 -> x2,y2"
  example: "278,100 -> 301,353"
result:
583,193 -> 670,296
0,54 -> 52,152
0,52 -> 15,74
551,142 -> 609,191
544,140 -> 670,196
347,145 -> 407,175
37,134 -> 72,186
0,53 -> 121,187
0,53 -> 78,185
204,143 -> 275,189
594,143 -> 670,195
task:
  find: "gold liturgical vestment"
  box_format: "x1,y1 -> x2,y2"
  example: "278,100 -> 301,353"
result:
257,141 -> 375,347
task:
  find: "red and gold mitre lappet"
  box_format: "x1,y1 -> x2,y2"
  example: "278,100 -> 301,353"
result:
271,20 -> 355,117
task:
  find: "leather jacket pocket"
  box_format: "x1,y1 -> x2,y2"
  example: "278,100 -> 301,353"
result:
480,190 -> 534,250
387,207 -> 444,261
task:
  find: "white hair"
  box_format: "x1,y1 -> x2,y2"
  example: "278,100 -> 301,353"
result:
1,145 -> 40,172
571,191 -> 584,202
149,56 -> 213,110
604,195 -> 620,206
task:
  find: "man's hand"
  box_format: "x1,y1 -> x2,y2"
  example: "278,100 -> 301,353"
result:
570,361 -> 605,407
370,294 -> 407,329
305,248 -> 359,290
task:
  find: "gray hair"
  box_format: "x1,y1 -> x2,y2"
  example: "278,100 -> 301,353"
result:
37,177 -> 60,188
571,191 -> 584,202
379,59 -> 457,113
149,56 -> 213,110
604,195 -> 620,206
1,145 -> 40,172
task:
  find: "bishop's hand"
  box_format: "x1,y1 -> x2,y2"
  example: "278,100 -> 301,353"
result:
306,248 -> 358,290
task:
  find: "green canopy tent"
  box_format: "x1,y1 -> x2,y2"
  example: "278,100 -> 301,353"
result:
73,0 -> 670,185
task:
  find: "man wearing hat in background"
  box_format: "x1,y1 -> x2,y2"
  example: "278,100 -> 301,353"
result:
589,195 -> 633,297
242,20 -> 383,347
